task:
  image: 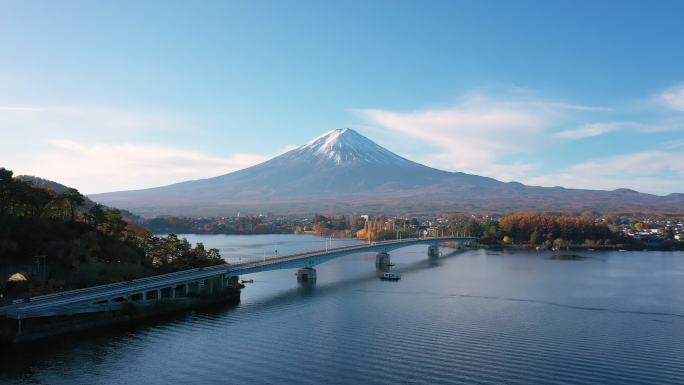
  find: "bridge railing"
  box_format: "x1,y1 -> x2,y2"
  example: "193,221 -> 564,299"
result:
230,236 -> 474,270
231,239 -> 392,268
2,236 -> 477,308
6,263 -> 232,305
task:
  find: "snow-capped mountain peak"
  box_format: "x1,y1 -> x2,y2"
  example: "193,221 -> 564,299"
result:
90,127 -> 684,216
292,128 -> 408,165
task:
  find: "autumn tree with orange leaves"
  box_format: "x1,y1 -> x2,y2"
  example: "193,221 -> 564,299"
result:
499,214 -> 613,244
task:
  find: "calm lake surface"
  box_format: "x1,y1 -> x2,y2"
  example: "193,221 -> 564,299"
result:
2,234 -> 684,385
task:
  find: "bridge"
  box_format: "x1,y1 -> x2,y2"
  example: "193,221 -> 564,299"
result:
0,237 -> 477,324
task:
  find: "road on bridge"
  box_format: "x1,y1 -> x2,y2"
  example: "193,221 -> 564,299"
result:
0,236 -> 478,319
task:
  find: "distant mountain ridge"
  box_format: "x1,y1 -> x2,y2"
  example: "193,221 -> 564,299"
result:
17,174 -> 145,224
90,128 -> 684,216
17,175 -> 71,194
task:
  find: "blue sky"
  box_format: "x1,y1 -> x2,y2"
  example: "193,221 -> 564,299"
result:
1,0 -> 684,194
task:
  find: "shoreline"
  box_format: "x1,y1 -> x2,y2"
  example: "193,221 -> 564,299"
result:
0,285 -> 242,345
495,244 -> 684,252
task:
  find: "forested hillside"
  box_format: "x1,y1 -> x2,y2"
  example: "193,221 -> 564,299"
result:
0,168 -> 224,299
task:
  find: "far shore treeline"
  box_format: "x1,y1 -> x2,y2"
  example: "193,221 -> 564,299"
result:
1,166 -> 682,299
0,168 -> 223,299
145,212 -> 680,250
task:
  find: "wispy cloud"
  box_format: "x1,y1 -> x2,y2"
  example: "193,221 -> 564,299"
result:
0,104 -> 250,193
355,93 -> 580,181
357,86 -> 684,193
554,122 -> 638,139
659,83 -> 684,111
664,139 -> 684,150
540,102 -> 612,112
0,106 -> 44,112
555,119 -> 684,139
0,104 -> 189,137
24,140 -> 269,194
525,151 -> 684,195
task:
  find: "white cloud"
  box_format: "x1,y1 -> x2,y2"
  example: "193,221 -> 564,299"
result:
545,103 -> 612,112
355,94 -> 570,181
0,106 -> 43,112
0,104 -> 189,138
21,140 -> 268,194
659,83 -> 684,111
554,119 -> 684,140
554,122 -> 637,139
356,89 -> 684,192
525,151 -> 684,195
664,139 -> 684,150
551,82 -> 684,141
0,104 -> 254,193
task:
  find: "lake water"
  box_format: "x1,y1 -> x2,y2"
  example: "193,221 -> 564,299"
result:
2,234 -> 684,384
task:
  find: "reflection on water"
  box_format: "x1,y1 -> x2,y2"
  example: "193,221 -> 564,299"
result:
2,234 -> 684,385
547,254 -> 591,261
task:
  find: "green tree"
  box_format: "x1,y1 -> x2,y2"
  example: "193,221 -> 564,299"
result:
0,168 -> 14,216
530,230 -> 540,245
102,208 -> 128,238
60,188 -> 85,221
86,204 -> 106,227
481,221 -> 501,244
553,238 -> 567,250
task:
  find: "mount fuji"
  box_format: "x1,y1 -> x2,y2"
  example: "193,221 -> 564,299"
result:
90,128 -> 684,216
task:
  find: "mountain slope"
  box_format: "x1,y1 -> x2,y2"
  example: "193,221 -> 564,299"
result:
90,129 -> 684,216
17,174 -> 146,224
17,175 -> 71,194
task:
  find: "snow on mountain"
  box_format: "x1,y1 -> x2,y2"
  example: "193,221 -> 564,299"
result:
208,127 -> 454,194
288,128 -> 409,165
90,128 -> 684,217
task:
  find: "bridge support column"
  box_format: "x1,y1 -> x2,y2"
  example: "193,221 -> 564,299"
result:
228,276 -> 240,288
428,245 -> 439,258
296,267 -> 316,282
375,252 -> 391,266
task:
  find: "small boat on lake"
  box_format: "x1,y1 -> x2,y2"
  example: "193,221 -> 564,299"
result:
381,272 -> 401,281
241,279 -> 254,283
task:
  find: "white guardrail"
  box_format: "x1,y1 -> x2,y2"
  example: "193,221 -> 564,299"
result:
2,237 -> 475,307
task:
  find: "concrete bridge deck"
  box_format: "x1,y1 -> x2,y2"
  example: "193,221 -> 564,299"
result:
0,237 -> 477,319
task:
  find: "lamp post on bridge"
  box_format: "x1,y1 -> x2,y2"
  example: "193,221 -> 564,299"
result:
325,235 -> 333,252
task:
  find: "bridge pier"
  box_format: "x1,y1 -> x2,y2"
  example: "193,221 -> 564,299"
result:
1,237 -> 483,324
296,267 -> 317,282
375,252 -> 391,266
228,276 -> 240,288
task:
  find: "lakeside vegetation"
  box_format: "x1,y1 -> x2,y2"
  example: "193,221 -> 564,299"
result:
3,165 -> 682,300
441,214 -> 683,250
142,211 -> 684,250
145,215 -> 294,235
0,168 -> 224,299
444,214 -> 612,246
